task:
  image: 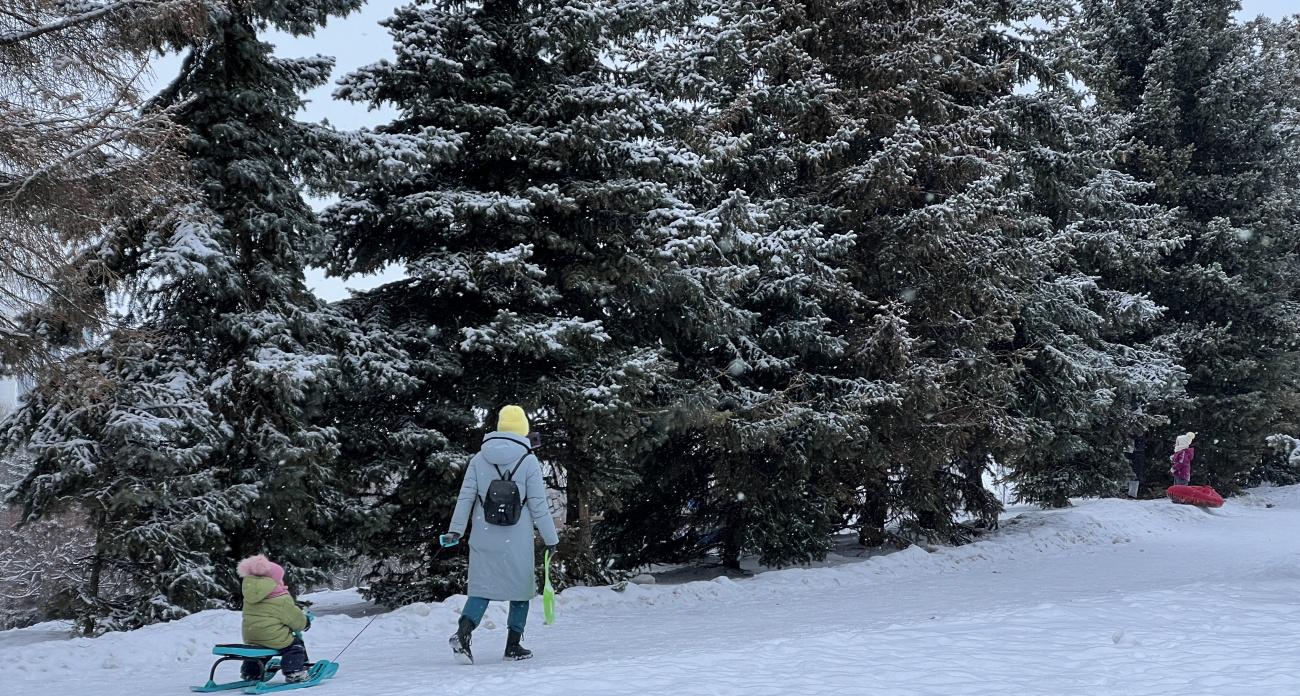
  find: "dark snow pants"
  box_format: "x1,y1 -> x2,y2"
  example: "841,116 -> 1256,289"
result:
242,637 -> 308,680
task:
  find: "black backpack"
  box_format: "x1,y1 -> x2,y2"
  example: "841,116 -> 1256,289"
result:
477,439 -> 530,526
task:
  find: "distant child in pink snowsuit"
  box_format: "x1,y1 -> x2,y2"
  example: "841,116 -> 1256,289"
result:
1170,432 -> 1195,485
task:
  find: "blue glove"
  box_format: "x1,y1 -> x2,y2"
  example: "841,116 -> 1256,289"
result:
440,532 -> 461,547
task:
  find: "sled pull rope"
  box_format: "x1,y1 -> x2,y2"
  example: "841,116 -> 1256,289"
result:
332,614 -> 380,662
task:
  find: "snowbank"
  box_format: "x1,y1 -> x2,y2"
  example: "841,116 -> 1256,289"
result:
0,489 -> 1272,681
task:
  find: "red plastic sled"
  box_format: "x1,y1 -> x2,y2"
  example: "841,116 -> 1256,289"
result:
1166,485 -> 1224,508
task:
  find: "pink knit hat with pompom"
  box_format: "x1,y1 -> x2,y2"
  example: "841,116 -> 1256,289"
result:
237,554 -> 289,599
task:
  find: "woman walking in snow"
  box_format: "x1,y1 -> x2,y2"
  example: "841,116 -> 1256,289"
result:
444,405 -> 559,664
1170,432 -> 1196,485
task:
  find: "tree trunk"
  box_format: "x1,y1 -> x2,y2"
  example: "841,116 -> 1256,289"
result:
858,488 -> 889,547
564,469 -> 595,563
83,549 -> 102,636
721,526 -> 742,570
576,497 -> 595,564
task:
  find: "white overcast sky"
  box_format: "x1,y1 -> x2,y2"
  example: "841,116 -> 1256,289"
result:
148,0 -> 1296,302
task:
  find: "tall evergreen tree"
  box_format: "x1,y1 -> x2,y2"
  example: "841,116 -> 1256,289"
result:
324,0 -> 752,601
614,0 -> 1044,551
610,0 -> 1193,555
1066,0 -> 1300,491
601,0 -> 884,569
0,0 -> 427,632
807,0 -> 1185,515
810,0 -> 1033,539
993,7 -> 1188,505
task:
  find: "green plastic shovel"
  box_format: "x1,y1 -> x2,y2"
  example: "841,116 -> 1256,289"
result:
543,549 -> 556,625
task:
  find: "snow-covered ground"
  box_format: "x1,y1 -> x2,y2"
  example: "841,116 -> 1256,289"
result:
5,487 -> 1300,695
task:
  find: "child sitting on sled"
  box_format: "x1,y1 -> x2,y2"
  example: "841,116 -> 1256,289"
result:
238,555 -> 312,683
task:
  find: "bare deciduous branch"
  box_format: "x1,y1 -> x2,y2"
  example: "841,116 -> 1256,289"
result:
0,0 -> 145,46
0,0 -> 210,380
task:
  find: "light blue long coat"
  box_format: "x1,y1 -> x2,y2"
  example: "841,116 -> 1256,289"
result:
449,431 -> 560,601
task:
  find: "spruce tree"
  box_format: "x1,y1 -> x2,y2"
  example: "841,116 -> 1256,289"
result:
810,0 -> 1187,515
2,338 -> 256,634
324,0 -> 752,600
0,0 -> 420,632
646,0 -> 1040,545
611,0 -> 1192,551
999,84 -> 1185,506
1067,0 -> 1300,490
600,0 -> 885,569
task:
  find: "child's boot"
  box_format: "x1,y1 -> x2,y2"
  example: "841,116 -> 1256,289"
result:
449,616 -> 475,664
283,670 -> 310,684
240,659 -> 264,682
504,629 -> 532,661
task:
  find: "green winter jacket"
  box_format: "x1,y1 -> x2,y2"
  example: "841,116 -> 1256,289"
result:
241,576 -> 307,650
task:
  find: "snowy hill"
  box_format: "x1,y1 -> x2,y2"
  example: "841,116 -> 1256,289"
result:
5,487 -> 1300,695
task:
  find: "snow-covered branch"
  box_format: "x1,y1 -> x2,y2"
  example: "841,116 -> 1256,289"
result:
0,0 -> 145,46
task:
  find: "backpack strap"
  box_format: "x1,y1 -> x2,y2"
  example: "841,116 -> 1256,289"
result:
495,451 -> 530,481
481,437 -> 531,480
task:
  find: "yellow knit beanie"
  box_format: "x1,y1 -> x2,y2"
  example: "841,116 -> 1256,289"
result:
497,405 -> 529,437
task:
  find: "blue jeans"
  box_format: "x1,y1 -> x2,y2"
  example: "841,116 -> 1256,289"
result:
461,596 -> 529,634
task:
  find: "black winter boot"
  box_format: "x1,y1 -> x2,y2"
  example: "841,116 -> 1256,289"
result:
504,629 -> 532,661
240,659 -> 266,682
449,616 -> 475,664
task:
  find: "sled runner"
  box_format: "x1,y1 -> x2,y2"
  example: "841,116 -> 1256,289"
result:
1166,484 -> 1224,508
241,660 -> 338,694
191,644 -> 339,694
